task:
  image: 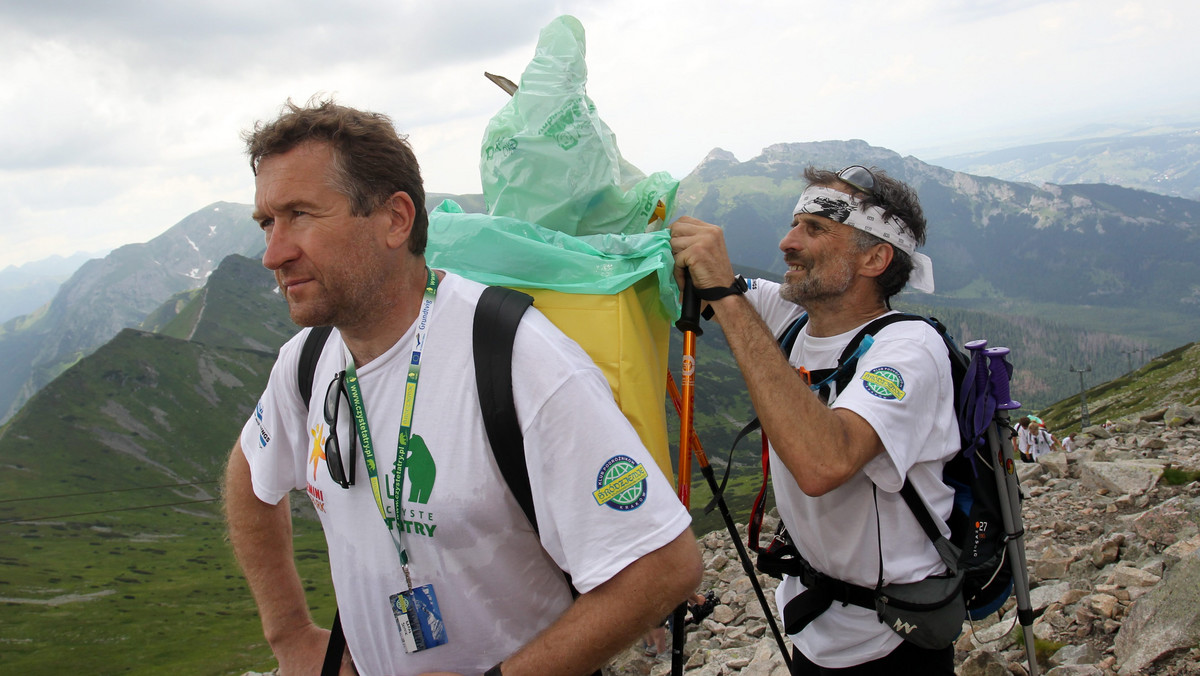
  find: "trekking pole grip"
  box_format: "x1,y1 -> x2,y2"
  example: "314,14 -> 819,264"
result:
675,270 -> 703,335
965,339 -> 989,395
984,347 -> 1021,410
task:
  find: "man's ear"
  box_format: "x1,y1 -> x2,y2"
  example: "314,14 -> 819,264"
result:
384,191 -> 416,250
859,242 -> 894,279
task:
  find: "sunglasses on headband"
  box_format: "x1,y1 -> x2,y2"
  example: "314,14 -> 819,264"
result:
837,165 -> 876,195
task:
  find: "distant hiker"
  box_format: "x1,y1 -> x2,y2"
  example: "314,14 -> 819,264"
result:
1032,423 -> 1055,461
669,165 -> 957,674
222,97 -> 700,676
1062,432 -> 1077,453
1015,416 -> 1035,463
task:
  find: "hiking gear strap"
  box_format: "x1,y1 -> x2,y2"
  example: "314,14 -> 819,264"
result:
309,286 -> 594,673
320,610 -> 346,676
299,326 -> 334,407
473,285 -> 538,531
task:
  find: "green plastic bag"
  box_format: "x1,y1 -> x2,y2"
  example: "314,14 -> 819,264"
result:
480,15 -> 678,237
426,200 -> 679,320
427,14 -> 681,319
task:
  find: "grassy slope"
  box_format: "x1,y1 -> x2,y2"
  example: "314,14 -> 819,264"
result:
0,329 -> 332,675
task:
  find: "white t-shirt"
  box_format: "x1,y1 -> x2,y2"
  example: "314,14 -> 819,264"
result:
1017,425 -> 1034,457
240,273 -> 690,676
1032,429 -> 1054,460
745,280 -> 958,668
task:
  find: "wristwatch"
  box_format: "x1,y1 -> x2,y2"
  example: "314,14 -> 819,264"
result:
695,274 -> 748,301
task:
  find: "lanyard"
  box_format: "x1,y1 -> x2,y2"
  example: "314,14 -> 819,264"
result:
342,267 -> 438,584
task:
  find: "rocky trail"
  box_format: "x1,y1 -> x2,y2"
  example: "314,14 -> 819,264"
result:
608,404 -> 1200,676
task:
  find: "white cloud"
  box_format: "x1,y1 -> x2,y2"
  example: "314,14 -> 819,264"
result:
0,0 -> 1198,269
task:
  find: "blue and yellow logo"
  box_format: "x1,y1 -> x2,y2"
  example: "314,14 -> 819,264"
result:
593,455 -> 648,511
861,366 -> 906,400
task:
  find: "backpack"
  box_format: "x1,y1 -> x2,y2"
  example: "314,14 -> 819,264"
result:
298,286 -> 597,675
748,312 -> 1016,643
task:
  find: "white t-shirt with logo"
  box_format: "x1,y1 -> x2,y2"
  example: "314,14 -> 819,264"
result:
241,273 -> 690,676
746,280 -> 958,668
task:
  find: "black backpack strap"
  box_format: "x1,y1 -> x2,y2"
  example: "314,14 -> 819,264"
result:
473,285 -> 591,624
298,325 -> 334,408
825,313 -> 926,396
473,286 -> 537,531
320,609 -> 346,676
899,479 -> 946,545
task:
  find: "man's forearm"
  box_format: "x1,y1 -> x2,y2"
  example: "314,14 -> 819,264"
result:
495,529 -> 702,676
224,442 -> 313,644
709,295 -> 882,495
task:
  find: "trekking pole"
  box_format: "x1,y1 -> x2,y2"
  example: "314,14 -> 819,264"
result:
982,346 -> 1039,676
667,374 -> 794,671
669,272 -> 702,676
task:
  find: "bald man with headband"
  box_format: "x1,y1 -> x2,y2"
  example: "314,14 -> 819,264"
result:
669,166 -> 956,674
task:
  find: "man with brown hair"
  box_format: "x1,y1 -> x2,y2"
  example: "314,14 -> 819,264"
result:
670,165 -> 956,674
224,98 -> 700,676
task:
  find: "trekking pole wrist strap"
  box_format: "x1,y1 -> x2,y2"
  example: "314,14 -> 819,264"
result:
694,274 -> 748,301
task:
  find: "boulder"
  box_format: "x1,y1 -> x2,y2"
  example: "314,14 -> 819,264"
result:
1164,403 -> 1196,428
1130,495 -> 1200,547
1041,451 -> 1071,478
1078,461 -> 1162,497
1115,551 -> 1200,674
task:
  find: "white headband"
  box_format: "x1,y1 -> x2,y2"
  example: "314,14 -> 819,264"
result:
793,185 -> 935,294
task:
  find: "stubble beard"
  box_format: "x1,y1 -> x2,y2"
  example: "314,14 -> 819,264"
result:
281,269 -> 384,329
280,228 -> 392,330
779,254 -> 855,307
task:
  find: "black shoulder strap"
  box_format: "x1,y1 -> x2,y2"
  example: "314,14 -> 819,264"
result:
826,312 -> 927,396
298,325 -> 334,408
473,286 -> 537,531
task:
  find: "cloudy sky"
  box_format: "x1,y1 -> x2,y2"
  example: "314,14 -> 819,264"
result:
1,0 -> 1196,270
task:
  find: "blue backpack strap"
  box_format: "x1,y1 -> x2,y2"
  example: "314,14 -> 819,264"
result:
779,313 -> 808,354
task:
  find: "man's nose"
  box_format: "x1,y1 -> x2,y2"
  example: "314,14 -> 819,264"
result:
780,227 -> 805,254
261,223 -> 299,271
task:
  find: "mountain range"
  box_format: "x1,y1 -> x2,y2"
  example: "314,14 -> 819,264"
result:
0,252 -> 100,323
681,140 -> 1200,328
0,202 -> 266,423
935,124 -> 1200,201
0,135 -> 1196,429
4,135 -> 1197,426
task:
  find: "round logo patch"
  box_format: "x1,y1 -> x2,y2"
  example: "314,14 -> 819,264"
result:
593,455 -> 649,511
861,366 -> 907,400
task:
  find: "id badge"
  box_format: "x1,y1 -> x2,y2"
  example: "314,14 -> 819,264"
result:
389,584 -> 448,653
